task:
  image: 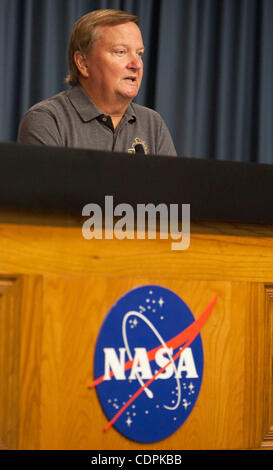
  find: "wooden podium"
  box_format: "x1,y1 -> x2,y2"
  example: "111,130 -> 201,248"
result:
0,143 -> 272,450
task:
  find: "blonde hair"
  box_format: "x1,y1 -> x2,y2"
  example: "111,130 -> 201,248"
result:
65,9 -> 139,86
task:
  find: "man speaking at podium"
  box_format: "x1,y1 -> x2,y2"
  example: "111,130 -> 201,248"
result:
17,9 -> 177,156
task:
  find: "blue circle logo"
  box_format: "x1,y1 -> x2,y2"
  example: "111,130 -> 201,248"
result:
92,285 -> 207,443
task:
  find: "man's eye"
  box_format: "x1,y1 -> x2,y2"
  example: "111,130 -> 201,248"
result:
116,50 -> 125,56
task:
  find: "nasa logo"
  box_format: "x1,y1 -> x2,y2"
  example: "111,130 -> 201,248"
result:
90,285 -> 217,443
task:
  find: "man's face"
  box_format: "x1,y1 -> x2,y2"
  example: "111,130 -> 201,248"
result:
84,22 -> 144,107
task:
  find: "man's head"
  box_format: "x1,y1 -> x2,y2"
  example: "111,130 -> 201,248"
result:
65,9 -> 144,112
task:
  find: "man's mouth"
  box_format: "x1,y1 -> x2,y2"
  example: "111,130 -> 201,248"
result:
124,77 -> 137,82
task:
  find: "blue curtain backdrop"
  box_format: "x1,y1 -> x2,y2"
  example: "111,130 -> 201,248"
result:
0,0 -> 272,163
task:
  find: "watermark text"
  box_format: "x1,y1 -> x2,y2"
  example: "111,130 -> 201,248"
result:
82,196 -> 190,251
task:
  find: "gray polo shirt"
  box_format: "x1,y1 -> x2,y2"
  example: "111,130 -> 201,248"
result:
17,84 -> 177,156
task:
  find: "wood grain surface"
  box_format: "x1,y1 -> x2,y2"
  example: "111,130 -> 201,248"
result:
0,222 -> 273,282
0,219 -> 272,449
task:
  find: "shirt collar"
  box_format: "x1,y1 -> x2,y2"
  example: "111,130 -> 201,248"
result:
67,84 -> 136,123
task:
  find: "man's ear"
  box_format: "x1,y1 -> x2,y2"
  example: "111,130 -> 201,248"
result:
74,51 -> 89,79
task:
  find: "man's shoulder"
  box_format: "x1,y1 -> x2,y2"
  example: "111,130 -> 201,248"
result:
17,88 -> 75,146
130,102 -> 162,121
26,89 -> 71,116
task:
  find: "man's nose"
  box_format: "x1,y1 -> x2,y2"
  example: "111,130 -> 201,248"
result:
127,54 -> 143,70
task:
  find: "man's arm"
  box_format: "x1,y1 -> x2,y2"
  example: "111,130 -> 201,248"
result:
157,116 -> 177,157
17,108 -> 62,146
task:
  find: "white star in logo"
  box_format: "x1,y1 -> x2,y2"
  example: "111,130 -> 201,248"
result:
158,297 -> 164,307
126,417 -> 132,427
182,399 -> 191,410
